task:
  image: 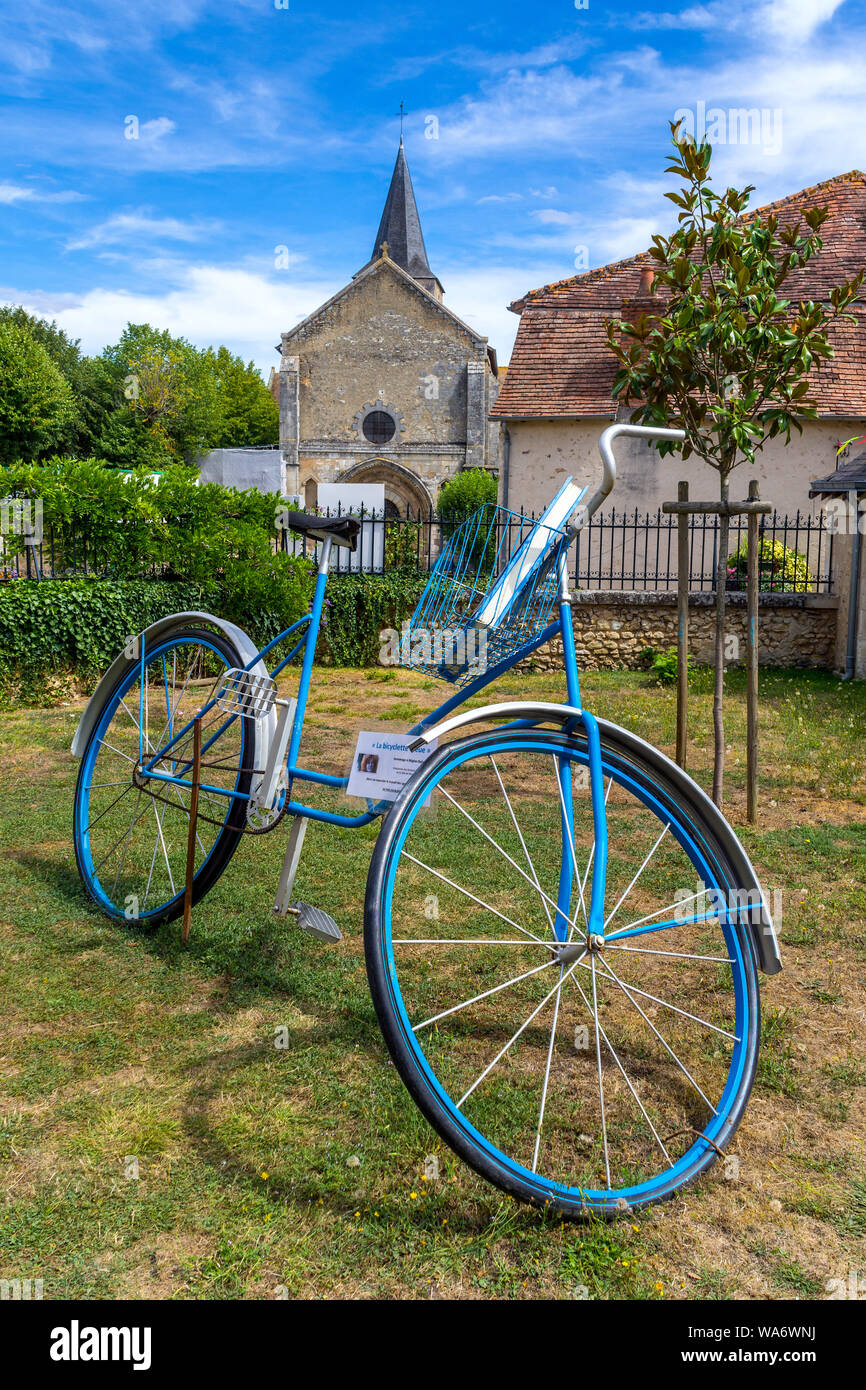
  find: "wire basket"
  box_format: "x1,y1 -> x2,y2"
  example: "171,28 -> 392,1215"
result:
399,504 -> 571,686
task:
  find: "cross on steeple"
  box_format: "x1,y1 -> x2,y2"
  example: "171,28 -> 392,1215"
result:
395,101 -> 406,145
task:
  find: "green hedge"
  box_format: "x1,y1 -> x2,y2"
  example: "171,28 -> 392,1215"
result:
322,570 -> 428,667
0,568 -> 429,699
0,579 -> 224,687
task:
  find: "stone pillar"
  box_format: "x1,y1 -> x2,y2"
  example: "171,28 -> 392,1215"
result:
278,339 -> 300,499
465,360 -> 486,471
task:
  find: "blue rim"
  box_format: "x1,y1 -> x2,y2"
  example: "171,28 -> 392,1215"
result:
74,635 -> 247,922
378,731 -> 753,1210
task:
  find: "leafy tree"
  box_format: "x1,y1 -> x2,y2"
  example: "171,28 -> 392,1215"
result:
0,321 -> 78,463
211,346 -> 279,447
0,306 -> 82,380
102,324 -> 222,462
607,124 -> 863,806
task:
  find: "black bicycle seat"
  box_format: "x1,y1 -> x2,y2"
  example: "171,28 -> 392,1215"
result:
285,512 -> 361,551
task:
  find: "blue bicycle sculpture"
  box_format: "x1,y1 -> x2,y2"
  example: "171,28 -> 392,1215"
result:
72,424 -> 781,1217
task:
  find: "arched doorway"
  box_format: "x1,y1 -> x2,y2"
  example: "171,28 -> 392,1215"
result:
342,458 -> 433,518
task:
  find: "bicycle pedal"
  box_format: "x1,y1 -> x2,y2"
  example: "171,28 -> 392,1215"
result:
293,902 -> 342,943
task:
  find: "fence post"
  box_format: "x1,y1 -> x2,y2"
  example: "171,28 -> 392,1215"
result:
746,479 -> 760,825
676,480 -> 689,769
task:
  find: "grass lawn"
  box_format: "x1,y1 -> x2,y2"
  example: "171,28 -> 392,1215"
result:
1,663 -> 865,1300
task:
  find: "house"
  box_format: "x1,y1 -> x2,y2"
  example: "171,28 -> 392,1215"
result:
491,171 -> 866,525
271,139 -> 500,516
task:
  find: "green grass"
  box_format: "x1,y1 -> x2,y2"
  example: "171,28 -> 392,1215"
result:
0,666 -> 864,1299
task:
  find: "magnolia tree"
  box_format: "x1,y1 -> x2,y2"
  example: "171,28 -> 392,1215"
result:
607,125 -> 863,807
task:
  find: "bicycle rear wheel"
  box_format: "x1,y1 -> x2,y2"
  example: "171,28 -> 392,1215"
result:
364,722 -> 762,1216
74,627 -> 257,928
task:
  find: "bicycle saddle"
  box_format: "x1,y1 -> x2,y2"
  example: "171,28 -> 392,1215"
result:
285,512 -> 360,551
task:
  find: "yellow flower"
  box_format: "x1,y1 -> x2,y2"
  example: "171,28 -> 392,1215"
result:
261,1171 -> 269,1180
410,1191 -> 418,1199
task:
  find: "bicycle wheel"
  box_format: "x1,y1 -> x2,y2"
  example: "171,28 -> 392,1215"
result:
365,722 -> 762,1216
74,627 -> 257,928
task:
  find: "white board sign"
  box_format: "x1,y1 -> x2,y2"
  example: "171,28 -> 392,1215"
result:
346,731 -> 438,805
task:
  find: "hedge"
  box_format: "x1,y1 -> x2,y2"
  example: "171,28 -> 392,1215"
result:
0,568 -> 429,699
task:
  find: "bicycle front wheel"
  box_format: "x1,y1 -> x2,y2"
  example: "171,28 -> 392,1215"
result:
364,722 -> 761,1216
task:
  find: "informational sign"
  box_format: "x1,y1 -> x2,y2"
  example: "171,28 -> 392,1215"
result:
346,731 -> 438,805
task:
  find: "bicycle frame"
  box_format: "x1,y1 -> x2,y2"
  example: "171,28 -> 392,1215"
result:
133,423 -> 687,937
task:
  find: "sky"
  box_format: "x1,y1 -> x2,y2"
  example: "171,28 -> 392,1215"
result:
1,0 -> 865,377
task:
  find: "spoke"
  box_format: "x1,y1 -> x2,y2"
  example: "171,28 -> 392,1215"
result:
606,944 -> 734,964
437,785 -> 583,938
151,798 -> 177,898
551,755 -> 587,939
577,960 -> 738,1041
414,956 -> 558,1032
110,788 -> 145,891
573,970 -> 673,1170
489,755 -> 554,934
401,852 -> 551,948
84,783 -> 136,833
590,955 -> 611,1188
595,956 -> 718,1115
457,956 -> 584,1108
532,965 -> 564,1173
603,821 -> 671,930
393,938 -> 550,946
96,737 -> 136,765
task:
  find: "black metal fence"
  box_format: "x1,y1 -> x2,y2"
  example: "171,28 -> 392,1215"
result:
278,504 -> 836,594
1,503 -> 836,594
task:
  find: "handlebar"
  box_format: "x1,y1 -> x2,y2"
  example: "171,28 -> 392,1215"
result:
582,423 -> 687,523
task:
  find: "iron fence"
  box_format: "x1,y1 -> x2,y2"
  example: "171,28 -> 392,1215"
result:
1,502 -> 836,594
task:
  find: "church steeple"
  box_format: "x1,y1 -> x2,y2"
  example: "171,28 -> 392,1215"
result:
371,141 -> 444,301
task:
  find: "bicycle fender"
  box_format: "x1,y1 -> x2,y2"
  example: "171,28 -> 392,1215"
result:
71,610 -> 274,759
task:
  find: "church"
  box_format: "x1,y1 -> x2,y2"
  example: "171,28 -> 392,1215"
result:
272,139 -> 501,517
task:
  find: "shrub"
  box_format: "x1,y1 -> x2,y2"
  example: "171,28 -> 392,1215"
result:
323,571 -> 428,667
641,645 -> 691,685
436,468 -> 498,531
727,536 -> 813,593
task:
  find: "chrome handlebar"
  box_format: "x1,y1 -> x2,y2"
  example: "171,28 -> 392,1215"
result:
582,423 -> 687,523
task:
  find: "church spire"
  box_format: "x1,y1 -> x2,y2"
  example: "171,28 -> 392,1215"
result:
371,142 -> 443,300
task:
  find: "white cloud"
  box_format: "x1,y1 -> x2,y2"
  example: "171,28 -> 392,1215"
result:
67,210 -> 219,252
0,181 -> 83,205
531,209 -> 574,225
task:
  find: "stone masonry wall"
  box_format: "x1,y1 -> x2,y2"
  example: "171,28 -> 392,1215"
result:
518,591 -> 839,672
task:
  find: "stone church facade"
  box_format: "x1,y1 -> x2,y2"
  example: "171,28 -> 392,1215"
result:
272,140 -> 500,516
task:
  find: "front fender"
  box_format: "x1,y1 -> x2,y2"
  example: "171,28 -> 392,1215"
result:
71,610 -> 272,759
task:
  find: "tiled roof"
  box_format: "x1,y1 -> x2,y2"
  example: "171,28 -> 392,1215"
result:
810,447 -> 866,494
493,171 -> 866,419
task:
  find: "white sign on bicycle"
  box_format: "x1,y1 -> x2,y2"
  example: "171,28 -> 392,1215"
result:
346,732 -> 438,804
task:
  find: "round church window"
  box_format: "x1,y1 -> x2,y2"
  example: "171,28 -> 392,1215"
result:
362,409 -> 396,444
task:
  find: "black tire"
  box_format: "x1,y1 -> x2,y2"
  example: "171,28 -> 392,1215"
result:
365,720 -> 762,1217
74,626 -> 257,930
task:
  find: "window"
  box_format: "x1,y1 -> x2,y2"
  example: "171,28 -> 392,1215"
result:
362,409 -> 396,444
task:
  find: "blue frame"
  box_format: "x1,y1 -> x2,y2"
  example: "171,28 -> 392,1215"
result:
136,537 -> 609,916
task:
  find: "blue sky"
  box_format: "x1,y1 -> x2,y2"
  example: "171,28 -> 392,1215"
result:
2,0 -> 864,376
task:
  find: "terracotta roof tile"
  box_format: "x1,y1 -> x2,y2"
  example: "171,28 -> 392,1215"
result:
493,171 -> 866,419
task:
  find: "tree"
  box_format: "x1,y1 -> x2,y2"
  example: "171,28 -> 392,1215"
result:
102,324 -> 223,462
607,125 -> 863,807
211,346 -> 279,447
0,320 -> 78,463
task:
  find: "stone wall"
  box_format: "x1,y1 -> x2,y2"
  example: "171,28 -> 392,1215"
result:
519,591 -> 839,672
